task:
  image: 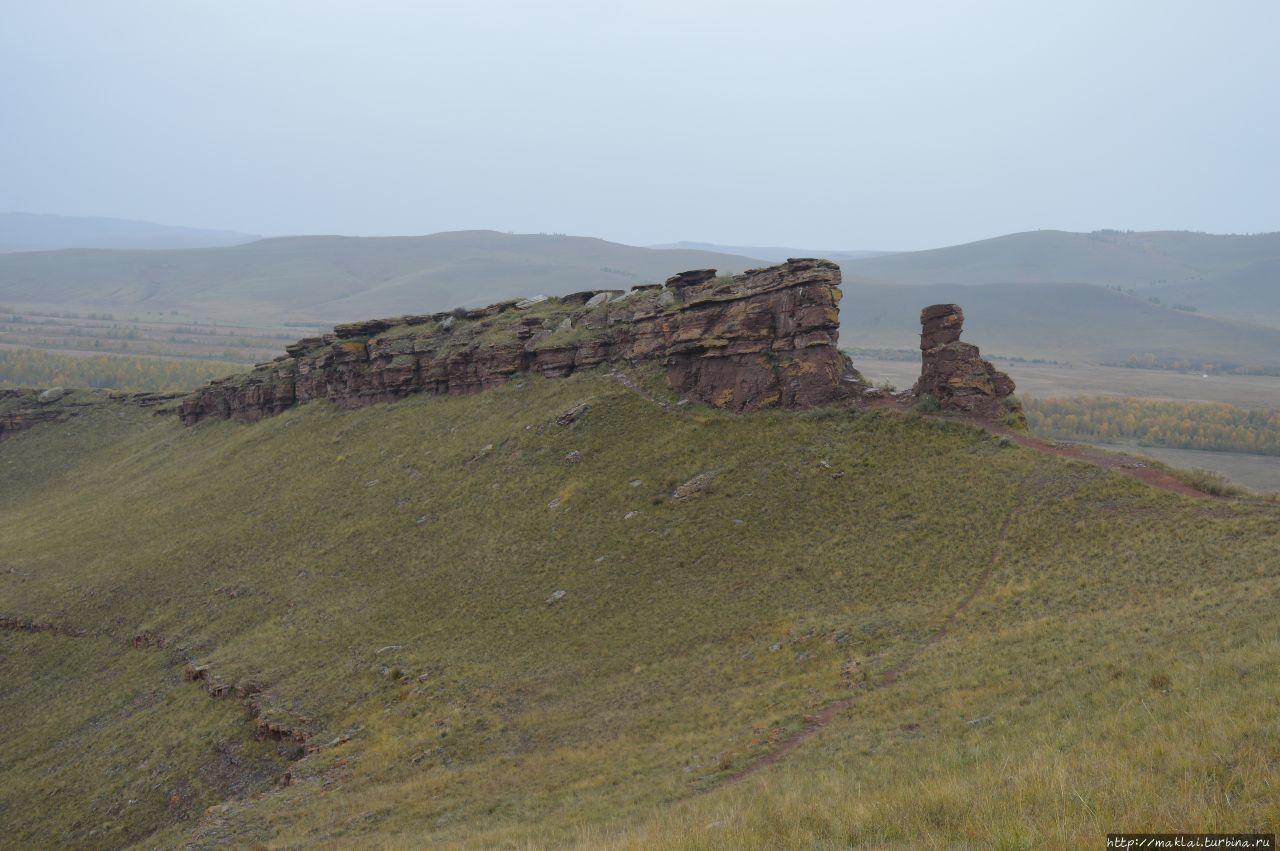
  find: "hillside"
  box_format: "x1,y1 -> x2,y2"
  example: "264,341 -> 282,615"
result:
840,229 -> 1280,290
841,281 -> 1280,368
3,364 -> 1279,847
0,212 -> 257,253
1152,256 -> 1280,325
649,241 -> 894,263
0,231 -> 759,325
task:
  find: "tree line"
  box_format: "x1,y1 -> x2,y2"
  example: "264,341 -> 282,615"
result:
1025,396 -> 1280,456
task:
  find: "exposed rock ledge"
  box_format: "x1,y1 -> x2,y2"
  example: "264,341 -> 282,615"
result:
178,259 -> 857,424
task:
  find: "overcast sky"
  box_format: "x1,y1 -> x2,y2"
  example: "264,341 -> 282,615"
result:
2,0 -> 1277,249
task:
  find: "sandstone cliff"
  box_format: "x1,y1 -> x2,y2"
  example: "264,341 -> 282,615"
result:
178,259 -> 856,424
913,304 -> 1020,421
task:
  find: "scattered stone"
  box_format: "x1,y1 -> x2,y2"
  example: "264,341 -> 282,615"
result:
415,515 -> 427,525
665,269 -> 717,290
515,295 -> 549,309
629,479 -> 642,487
585,291 -> 619,307
831,471 -> 844,479
564,450 -> 582,464
670,472 -> 714,502
768,642 -> 782,653
733,518 -> 745,526
37,387 -> 66,404
624,510 -> 638,520
556,317 -> 573,332
547,496 -> 562,509
556,403 -> 590,426
546,589 -> 567,605
376,645 -> 403,654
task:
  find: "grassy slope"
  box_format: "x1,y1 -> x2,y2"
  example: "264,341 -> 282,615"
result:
2,369 -> 1278,848
0,231 -> 759,326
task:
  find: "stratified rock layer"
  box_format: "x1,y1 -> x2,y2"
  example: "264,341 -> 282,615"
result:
0,388 -> 177,440
178,259 -> 855,424
913,304 -> 1020,421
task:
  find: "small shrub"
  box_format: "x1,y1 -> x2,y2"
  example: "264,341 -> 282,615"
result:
911,394 -> 939,414
1149,673 -> 1172,691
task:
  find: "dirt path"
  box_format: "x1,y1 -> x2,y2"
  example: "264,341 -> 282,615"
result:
986,425 -> 1210,498
716,497 -> 1022,789
865,395 -> 1215,498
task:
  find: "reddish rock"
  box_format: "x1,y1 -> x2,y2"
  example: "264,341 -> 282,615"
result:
913,304 -> 1021,422
178,259 -> 858,424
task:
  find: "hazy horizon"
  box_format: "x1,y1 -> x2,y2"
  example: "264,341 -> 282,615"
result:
3,1 -> 1278,249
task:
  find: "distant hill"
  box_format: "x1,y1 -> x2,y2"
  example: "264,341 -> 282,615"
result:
0,212 -> 257,252
842,281 -> 1280,368
835,229 -> 1280,335
0,230 -> 760,324
650,240 -> 894,263
1150,256 -> 1280,325
841,228 -> 1280,290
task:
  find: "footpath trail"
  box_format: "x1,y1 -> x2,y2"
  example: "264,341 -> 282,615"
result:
986,425 -> 1211,498
717,494 -> 1023,789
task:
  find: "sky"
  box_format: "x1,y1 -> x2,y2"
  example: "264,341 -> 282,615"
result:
2,0 -> 1278,250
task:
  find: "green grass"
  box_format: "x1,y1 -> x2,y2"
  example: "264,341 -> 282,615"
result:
2,367 -> 1279,847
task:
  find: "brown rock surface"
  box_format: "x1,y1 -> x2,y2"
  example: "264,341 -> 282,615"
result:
913,304 -> 1021,421
179,259 -> 858,424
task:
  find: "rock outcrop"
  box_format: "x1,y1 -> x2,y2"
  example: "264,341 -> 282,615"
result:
1,388 -> 179,440
913,304 -> 1020,421
179,259 -> 857,424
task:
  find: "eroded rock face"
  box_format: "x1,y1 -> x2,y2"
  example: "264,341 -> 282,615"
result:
913,304 -> 1021,421
179,259 -> 857,424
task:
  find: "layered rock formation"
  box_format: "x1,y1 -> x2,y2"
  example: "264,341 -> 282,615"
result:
913,304 -> 1020,421
179,259 -> 857,424
0,388 -> 178,440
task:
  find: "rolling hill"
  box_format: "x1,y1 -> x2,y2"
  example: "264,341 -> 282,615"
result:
0,212 -> 257,253
2,369 -> 1278,848
3,227 -> 1279,373
1151,256 -> 1280,325
0,231 -> 760,324
840,229 -> 1280,291
649,241 -> 895,263
841,281 -> 1280,368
